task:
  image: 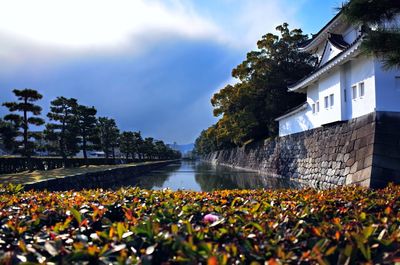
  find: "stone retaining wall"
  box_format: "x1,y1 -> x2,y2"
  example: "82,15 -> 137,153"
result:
204,112 -> 400,189
23,160 -> 178,191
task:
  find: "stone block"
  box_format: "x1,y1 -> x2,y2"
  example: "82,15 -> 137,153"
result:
350,161 -> 358,174
346,158 -> 355,167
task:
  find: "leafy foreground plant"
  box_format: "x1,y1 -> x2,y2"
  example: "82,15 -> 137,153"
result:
0,185 -> 399,264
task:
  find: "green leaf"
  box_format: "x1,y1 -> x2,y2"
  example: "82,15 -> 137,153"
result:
69,208 -> 82,224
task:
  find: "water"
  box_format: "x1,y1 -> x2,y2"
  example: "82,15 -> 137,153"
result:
115,161 -> 299,191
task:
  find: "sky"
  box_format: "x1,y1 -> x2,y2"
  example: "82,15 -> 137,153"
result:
0,0 -> 343,144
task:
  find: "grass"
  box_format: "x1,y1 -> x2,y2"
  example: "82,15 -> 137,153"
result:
0,184 -> 399,264
0,161 -> 162,185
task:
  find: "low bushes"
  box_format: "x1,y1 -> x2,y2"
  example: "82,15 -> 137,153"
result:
0,185 -> 399,264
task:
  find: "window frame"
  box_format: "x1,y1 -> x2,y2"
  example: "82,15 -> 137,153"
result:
359,82 -> 365,98
324,96 -> 329,109
352,85 -> 358,100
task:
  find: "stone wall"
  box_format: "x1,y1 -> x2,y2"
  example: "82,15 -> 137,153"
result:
23,160 -> 178,191
204,112 -> 400,189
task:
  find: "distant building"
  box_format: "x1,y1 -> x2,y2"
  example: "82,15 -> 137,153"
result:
276,12 -> 400,136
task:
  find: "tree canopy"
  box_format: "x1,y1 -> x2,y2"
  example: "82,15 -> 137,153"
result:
195,24 -> 316,155
2,89 -> 45,157
45,97 -> 80,160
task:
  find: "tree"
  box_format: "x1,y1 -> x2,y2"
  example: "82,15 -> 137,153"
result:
75,105 -> 98,163
133,131 -> 144,160
119,131 -> 135,160
143,137 -> 155,160
97,117 -> 119,160
0,118 -> 19,153
208,24 -> 316,147
154,140 -> 168,159
341,0 -> 400,68
2,89 -> 45,157
194,127 -> 218,156
45,97 -> 80,162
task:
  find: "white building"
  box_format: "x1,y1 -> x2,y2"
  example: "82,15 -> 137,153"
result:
276,12 -> 400,136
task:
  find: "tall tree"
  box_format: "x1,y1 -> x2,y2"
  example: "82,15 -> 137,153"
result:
341,0 -> 400,68
143,137 -> 155,160
97,117 -> 119,160
2,89 -> 45,157
154,140 -> 168,159
210,24 -> 316,146
45,97 -> 80,162
119,131 -> 135,160
133,131 -> 144,160
75,105 -> 98,163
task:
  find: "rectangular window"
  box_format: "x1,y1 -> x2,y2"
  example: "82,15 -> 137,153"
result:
330,94 -> 334,107
316,101 -> 320,112
344,89 -> 347,102
352,85 -> 357,100
359,82 -> 365,97
324,96 -> 329,108
312,103 -> 316,114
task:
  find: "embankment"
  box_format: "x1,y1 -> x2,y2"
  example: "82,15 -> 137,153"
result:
204,112 -> 400,189
23,160 -> 178,191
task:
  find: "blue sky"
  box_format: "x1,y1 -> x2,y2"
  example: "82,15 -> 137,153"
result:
0,0 -> 343,144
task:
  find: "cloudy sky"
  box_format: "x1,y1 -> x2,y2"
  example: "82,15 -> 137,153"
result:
0,0 -> 342,144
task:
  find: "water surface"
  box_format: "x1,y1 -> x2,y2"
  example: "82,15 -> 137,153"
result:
115,161 -> 299,191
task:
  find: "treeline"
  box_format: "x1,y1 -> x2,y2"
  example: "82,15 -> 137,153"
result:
0,89 -> 181,164
194,24 -> 317,155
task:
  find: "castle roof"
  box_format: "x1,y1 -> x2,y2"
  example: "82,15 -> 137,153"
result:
288,34 -> 363,92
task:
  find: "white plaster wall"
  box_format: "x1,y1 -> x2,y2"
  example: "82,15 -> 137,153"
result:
345,56 -> 376,119
278,108 -> 313,136
318,69 -> 342,124
320,42 -> 342,65
374,59 -> 400,112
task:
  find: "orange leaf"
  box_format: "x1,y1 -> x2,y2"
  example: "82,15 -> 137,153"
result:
207,256 -> 218,265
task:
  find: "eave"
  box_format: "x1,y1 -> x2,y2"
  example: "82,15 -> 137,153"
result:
275,103 -> 308,121
299,12 -> 343,52
288,36 -> 363,92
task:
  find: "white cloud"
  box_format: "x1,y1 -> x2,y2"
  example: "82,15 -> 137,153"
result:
0,0 -> 223,49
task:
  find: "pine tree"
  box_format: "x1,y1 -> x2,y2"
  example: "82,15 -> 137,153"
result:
97,117 -> 119,160
2,89 -> 45,157
75,105 -> 98,163
0,118 -> 19,153
119,131 -> 135,160
45,97 -> 80,163
341,0 -> 400,68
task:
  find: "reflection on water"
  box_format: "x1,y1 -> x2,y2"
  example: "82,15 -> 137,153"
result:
114,161 -> 301,191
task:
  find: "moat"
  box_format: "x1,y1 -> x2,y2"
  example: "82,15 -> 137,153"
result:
114,160 -> 299,191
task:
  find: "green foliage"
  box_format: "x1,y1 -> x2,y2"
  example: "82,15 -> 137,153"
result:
97,117 -> 120,159
119,131 -> 181,160
75,105 -> 99,161
195,24 -> 316,154
2,89 -> 45,157
0,118 -> 19,153
0,185 -> 399,264
119,131 -> 136,160
45,97 -> 80,159
341,0 -> 400,68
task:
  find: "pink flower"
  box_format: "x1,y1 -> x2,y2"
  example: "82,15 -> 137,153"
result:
203,213 -> 219,223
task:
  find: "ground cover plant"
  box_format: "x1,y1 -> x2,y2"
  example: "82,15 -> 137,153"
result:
0,185 -> 399,264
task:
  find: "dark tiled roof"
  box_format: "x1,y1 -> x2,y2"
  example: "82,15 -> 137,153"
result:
298,11 -> 343,49
328,33 -> 350,50
288,34 -> 363,90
